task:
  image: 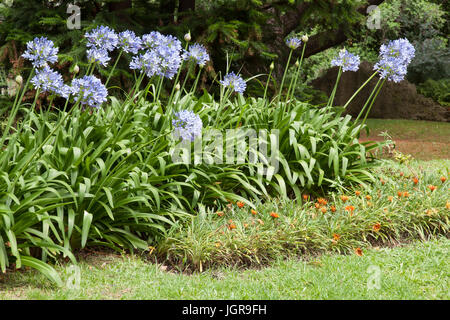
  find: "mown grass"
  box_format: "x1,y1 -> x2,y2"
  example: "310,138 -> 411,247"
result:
0,237 -> 448,300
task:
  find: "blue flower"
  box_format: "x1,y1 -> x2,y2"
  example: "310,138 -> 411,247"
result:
71,75 -> 108,108
118,30 -> 142,54
182,43 -> 210,67
131,31 -> 182,79
285,37 -> 302,50
172,110 -> 203,141
22,37 -> 59,68
85,25 -> 118,52
220,72 -> 246,94
31,66 -> 68,98
331,49 -> 361,72
87,48 -> 111,67
374,38 -> 415,83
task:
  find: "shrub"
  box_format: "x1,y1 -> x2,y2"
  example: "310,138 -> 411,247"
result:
417,78 -> 450,107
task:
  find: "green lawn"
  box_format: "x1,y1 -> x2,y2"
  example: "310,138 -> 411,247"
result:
1,237 -> 448,300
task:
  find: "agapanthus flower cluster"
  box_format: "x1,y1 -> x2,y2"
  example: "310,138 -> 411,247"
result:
131,31 -> 182,79
172,110 -> 203,142
31,66 -> 70,98
70,75 -> 108,108
22,37 -> 59,68
220,72 -> 246,94
118,30 -> 143,54
331,49 -> 361,72
87,48 -> 111,67
374,38 -> 415,83
285,37 -> 302,50
85,25 -> 118,52
182,43 -> 210,67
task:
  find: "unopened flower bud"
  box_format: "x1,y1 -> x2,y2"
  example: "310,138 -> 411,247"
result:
175,83 -> 180,91
15,75 -> 23,85
73,65 -> 80,74
295,60 -> 299,67
270,62 -> 275,70
184,31 -> 191,42
302,34 -> 309,43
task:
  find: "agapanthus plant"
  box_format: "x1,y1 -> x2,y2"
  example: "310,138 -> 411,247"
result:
22,37 -> 59,69
285,37 -> 302,50
31,66 -> 70,98
172,110 -> 203,141
331,49 -> 361,72
374,38 -> 415,83
118,30 -> 142,54
71,75 -> 108,108
87,48 -> 111,67
130,51 -> 162,78
182,43 -> 210,67
220,72 -> 246,94
85,25 -> 118,52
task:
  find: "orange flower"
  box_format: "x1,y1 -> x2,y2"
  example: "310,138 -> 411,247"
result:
446,201 -> 450,210
270,212 -> 279,219
243,223 -> 249,228
403,191 -> 409,198
320,207 -> 327,214
367,201 -> 373,207
237,201 -> 245,208
355,190 -> 361,196
217,211 -> 224,217
251,209 -> 257,216
428,185 -> 437,192
333,233 -> 341,242
441,176 -> 447,183
314,203 -> 321,209
365,195 -> 372,200
380,178 -> 386,185
302,194 -> 309,201
345,205 -> 355,212
399,172 -> 404,177
413,177 -> 419,185
354,248 -> 363,256
340,195 -> 349,202
330,206 -> 336,213
388,196 -> 394,202
228,222 -> 236,230
397,191 -> 403,198
372,223 -> 381,232
318,198 -> 328,205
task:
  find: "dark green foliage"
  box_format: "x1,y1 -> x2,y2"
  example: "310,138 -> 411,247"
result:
417,78 -> 450,107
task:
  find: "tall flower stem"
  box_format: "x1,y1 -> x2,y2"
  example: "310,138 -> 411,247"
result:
263,67 -> 273,102
286,43 -> 306,103
105,49 -> 123,87
277,49 -> 293,108
342,71 -> 378,109
327,67 -> 343,108
190,66 -> 203,94
0,67 -> 35,148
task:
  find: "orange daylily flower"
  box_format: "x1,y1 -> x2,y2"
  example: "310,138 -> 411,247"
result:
446,201 -> 450,210
345,205 -> 355,212
388,196 -> 394,202
403,191 -> 409,198
380,178 -> 386,185
340,195 -> 349,202
333,233 -> 340,242
355,191 -> 361,196
428,185 -> 437,192
354,248 -> 363,256
366,195 -> 372,200
236,201 -> 245,208
303,194 -> 309,201
413,177 -> 419,185
330,206 -> 336,213
217,211 -> 224,217
399,172 -> 404,177
440,176 -> 447,183
270,212 -> 279,218
314,203 -> 321,209
228,223 -> 236,230
251,209 -> 257,216
317,198 -> 328,205
372,223 -> 381,232
320,207 -> 327,214
397,191 -> 403,198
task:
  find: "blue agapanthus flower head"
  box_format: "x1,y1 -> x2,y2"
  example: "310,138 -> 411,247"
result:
285,37 -> 302,50
220,72 -> 246,94
31,66 -> 69,98
182,43 -> 210,67
131,32 -> 182,79
331,49 -> 361,72
172,110 -> 203,142
118,30 -> 142,54
374,38 -> 415,83
85,25 -> 118,52
22,37 -> 59,68
71,75 -> 108,108
87,48 -> 111,67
